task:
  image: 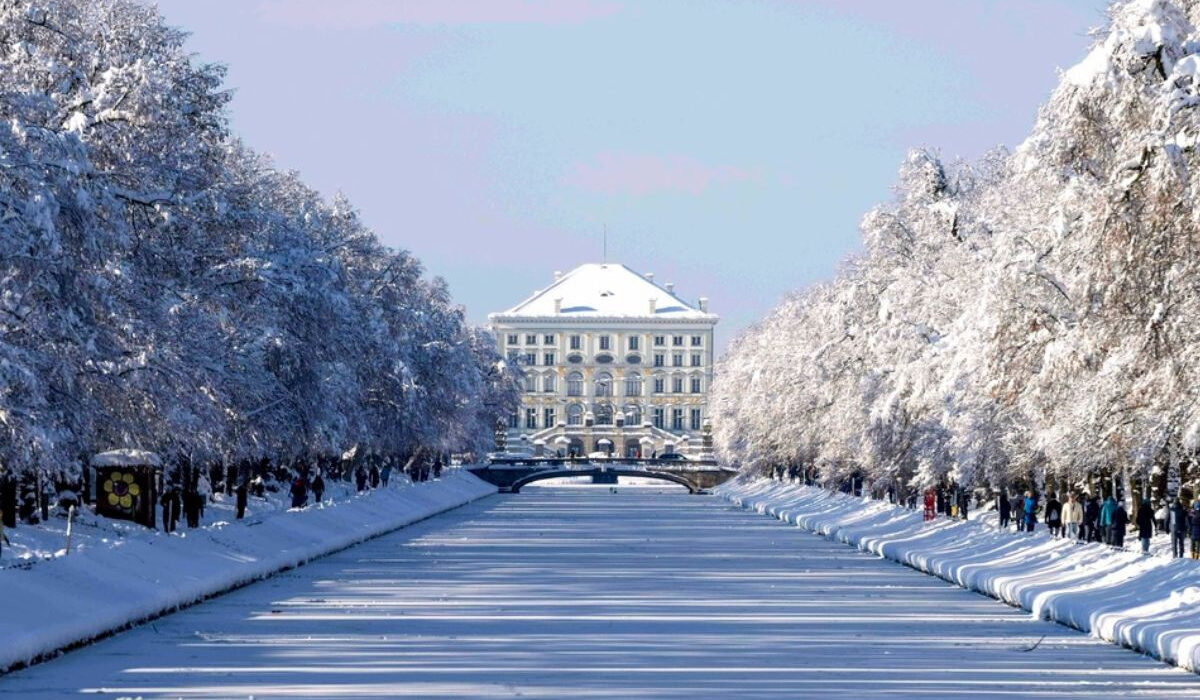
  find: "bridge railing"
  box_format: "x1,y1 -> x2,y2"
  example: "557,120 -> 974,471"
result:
485,456 -> 725,470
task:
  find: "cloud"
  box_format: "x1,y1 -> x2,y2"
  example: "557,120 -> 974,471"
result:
255,0 -> 621,29
565,152 -> 764,196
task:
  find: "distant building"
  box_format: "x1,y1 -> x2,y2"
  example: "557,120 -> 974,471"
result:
489,263 -> 717,458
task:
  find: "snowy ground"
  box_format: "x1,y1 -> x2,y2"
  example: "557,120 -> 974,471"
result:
718,478 -> 1200,674
0,470 -> 495,673
2,486 -> 1198,698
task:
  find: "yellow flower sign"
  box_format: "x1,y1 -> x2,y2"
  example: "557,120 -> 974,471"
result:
102,471 -> 141,510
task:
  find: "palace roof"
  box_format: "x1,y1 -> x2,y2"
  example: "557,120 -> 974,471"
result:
490,263 -> 715,322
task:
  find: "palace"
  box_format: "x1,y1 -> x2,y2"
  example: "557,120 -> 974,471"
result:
489,263 -> 718,459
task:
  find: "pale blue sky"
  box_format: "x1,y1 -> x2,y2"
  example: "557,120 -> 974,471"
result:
152,0 -> 1109,349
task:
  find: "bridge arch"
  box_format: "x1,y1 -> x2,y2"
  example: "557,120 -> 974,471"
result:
509,468 -> 698,494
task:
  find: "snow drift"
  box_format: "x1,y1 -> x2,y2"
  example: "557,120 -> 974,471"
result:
0,471 -> 496,673
719,478 -> 1200,673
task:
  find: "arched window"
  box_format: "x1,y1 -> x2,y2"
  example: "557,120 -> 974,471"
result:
567,403 -> 584,426
624,372 -> 642,397
567,371 -> 584,397
624,404 -> 642,426
595,371 -> 613,398
595,403 -> 614,426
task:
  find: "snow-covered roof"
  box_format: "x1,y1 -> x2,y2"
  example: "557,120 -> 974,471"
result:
92,449 -> 163,467
490,263 -> 716,322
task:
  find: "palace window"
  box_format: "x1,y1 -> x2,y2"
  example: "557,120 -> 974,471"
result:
544,373 -> 557,393
652,407 -> 665,429
628,336 -> 640,351
653,353 -> 665,367
653,376 -> 665,394
506,334 -> 518,345
544,334 -> 555,345
567,403 -> 584,426
544,352 -> 555,366
671,408 -> 684,431
690,376 -> 701,394
690,408 -> 702,431
691,335 -> 702,346
691,353 -> 702,367
672,376 -> 684,393
567,372 -> 584,397
625,373 -> 642,397
672,335 -> 684,346
544,407 -> 557,428
524,352 -> 537,366
525,407 -> 538,429
625,404 -> 642,426
525,373 -> 538,392
595,403 -> 614,426
653,336 -> 665,347
599,336 -> 611,351
526,334 -> 537,345
672,353 -> 683,367
570,335 -> 582,350
595,372 -> 613,397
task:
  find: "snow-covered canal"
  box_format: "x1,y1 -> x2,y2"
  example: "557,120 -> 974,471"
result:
4,486 -> 1200,698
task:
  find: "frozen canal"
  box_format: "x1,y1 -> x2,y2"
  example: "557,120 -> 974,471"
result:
4,486 -> 1200,698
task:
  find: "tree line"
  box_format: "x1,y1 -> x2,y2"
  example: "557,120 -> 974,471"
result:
0,0 -> 520,522
712,0 -> 1200,506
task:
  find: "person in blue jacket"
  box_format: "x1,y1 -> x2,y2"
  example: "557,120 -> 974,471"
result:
1100,495 -> 1118,545
1023,491 -> 1038,533
1168,499 -> 1189,558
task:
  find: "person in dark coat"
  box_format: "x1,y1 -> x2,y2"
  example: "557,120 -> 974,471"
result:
1168,499 -> 1188,558
1191,502 -> 1200,559
1136,499 -> 1154,553
312,473 -> 325,503
161,485 -> 181,533
1084,496 -> 1101,542
236,479 -> 248,520
289,476 -> 307,509
355,467 -> 368,492
1112,502 -> 1128,548
184,489 -> 202,528
369,465 -> 380,489
1044,494 -> 1062,537
997,492 -> 1011,530
433,456 -> 443,480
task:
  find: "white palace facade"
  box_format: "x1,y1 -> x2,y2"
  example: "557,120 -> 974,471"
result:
489,263 -> 718,459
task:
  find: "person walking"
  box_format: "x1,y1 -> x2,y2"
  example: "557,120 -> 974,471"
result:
1084,495 -> 1101,542
1100,495 -> 1118,545
997,492 -> 1011,530
0,508 -> 9,559
289,475 -> 307,509
1169,498 -> 1188,558
355,467 -> 368,493
196,471 -> 212,520
1044,493 -> 1062,537
1063,493 -> 1083,540
1023,491 -> 1038,533
381,464 -> 392,487
1155,502 -> 1169,535
1191,501 -> 1200,559
1112,501 -> 1128,548
1136,498 -> 1154,553
235,478 -> 248,520
161,484 -> 181,533
312,472 -> 325,504
369,464 -> 381,489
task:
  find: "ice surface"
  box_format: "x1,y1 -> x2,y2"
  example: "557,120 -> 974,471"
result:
3,487 -> 1198,698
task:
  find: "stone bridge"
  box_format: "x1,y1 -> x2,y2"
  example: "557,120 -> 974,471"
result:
470,458 -> 738,494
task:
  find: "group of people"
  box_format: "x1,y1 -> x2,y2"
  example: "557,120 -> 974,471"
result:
160,471 -> 214,533
995,490 -> 1200,557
